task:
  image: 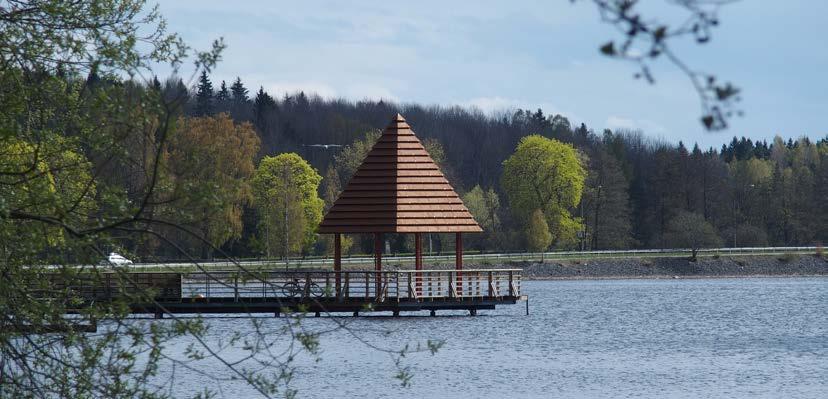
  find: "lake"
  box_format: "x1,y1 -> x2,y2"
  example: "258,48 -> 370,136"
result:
155,277 -> 827,398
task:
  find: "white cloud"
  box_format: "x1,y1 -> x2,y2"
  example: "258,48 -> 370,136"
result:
606,115 -> 667,134
265,81 -> 338,99
461,96 -> 581,121
462,96 -> 521,113
343,84 -> 398,102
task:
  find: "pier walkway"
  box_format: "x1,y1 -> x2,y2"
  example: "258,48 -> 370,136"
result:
52,269 -> 525,317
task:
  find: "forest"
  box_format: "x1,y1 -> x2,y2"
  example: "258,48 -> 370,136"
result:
114,72 -> 828,260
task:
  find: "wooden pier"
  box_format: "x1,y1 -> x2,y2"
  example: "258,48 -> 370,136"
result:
52,269 -> 525,317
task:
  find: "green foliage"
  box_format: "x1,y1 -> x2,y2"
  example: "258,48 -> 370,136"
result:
0,0 -> 188,75
195,71 -> 214,116
0,1 -> 231,396
252,153 -> 324,258
732,223 -> 768,247
462,185 -> 501,249
663,211 -> 723,259
162,113 -> 260,256
501,135 -> 586,248
333,129 -> 381,184
525,209 -> 552,252
582,148 -> 633,249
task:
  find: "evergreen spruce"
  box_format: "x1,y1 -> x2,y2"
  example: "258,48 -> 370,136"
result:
231,77 -> 248,103
216,80 -> 230,102
195,70 -> 214,116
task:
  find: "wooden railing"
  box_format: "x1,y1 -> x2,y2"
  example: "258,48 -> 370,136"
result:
180,269 -> 522,302
45,272 -> 182,301
41,269 -> 521,303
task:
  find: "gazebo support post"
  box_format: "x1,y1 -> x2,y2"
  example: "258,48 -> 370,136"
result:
374,233 -> 383,297
334,233 -> 341,297
456,232 -> 463,294
415,233 -> 422,296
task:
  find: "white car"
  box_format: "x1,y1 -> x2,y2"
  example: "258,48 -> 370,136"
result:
106,252 -> 133,266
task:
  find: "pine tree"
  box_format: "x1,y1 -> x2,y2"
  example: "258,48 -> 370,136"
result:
195,70 -> 214,116
230,77 -> 248,103
216,80 -> 229,102
151,76 -> 161,91
253,86 -> 276,131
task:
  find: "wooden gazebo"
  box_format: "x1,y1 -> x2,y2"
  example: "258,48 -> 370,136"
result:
318,114 -> 482,291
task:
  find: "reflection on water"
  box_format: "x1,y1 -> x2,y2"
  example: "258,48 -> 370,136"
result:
154,278 -> 827,398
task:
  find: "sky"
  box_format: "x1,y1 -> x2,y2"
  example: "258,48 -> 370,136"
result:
154,0 -> 827,149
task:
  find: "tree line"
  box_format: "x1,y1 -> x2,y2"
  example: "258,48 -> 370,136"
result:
11,69 -> 823,262
116,72 -> 827,259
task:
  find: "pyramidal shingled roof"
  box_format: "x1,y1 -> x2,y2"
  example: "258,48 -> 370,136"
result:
318,114 -> 483,234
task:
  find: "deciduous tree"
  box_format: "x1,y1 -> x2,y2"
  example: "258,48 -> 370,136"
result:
582,148 -> 632,249
163,113 -> 260,257
462,185 -> 501,250
663,211 -> 723,259
501,135 -> 586,248
252,153 -> 324,258
526,209 -> 552,254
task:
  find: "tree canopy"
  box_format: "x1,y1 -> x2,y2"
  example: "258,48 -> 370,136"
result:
252,153 -> 324,258
501,135 -> 587,248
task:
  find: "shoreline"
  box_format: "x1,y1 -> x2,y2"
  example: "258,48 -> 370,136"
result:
399,254 -> 828,281
522,273 -> 828,281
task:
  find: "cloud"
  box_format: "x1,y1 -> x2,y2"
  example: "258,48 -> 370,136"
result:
606,115 -> 667,134
461,96 -> 581,121
265,81 -> 338,99
343,83 -> 398,102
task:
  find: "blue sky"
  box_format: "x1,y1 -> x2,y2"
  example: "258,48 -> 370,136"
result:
155,0 -> 827,149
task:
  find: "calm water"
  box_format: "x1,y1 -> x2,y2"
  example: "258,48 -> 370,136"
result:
154,278 -> 827,398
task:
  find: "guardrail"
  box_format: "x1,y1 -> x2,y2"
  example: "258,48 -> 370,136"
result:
180,269 -> 521,302
121,246 -> 822,270
42,270 -> 523,303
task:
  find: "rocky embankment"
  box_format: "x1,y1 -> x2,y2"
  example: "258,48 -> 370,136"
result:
392,254 -> 828,280
513,255 -> 828,279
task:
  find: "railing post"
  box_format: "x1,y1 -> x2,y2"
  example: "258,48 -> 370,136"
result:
304,272 -> 311,298
509,270 -> 515,297
455,232 -> 463,295
448,271 -> 455,298
234,273 -> 239,302
325,272 -> 331,298
334,233 -> 342,298
340,273 -> 350,302
374,233 -> 383,295
365,272 -> 370,300
488,271 -> 493,298
415,232 -> 422,296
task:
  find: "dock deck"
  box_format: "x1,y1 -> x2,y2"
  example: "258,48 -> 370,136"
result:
53,269 -> 526,317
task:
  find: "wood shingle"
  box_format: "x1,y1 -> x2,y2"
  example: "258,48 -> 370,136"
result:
318,114 -> 482,234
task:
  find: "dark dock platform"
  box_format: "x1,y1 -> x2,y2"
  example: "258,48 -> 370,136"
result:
55,269 -> 526,317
